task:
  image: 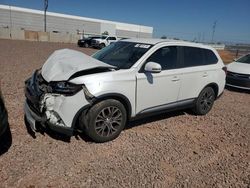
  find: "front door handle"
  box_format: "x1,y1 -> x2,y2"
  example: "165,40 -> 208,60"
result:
171,76 -> 180,81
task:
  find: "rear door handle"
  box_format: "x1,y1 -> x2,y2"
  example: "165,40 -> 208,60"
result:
171,76 -> 180,82
203,72 -> 208,77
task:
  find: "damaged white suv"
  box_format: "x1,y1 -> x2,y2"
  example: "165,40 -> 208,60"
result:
24,38 -> 226,142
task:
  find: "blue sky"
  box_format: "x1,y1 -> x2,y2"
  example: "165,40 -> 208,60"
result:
1,0 -> 250,43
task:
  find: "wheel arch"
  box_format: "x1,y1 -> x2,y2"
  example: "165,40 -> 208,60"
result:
100,43 -> 106,48
93,93 -> 132,120
71,93 -> 132,131
203,82 -> 219,98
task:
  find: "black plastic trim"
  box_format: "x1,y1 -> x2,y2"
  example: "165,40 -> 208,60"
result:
47,124 -> 74,136
71,104 -> 91,131
138,98 -> 195,115
226,75 -> 250,89
131,98 -> 195,121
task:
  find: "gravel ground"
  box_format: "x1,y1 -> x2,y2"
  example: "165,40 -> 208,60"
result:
0,39 -> 249,188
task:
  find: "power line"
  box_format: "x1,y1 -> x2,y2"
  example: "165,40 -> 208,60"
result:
44,0 -> 48,32
211,20 -> 217,43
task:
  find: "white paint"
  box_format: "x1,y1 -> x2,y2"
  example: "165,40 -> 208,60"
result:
227,61 -> 250,75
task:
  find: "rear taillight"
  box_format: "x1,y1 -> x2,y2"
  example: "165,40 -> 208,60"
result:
222,66 -> 227,75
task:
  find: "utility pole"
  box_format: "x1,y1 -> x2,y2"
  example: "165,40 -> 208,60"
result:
202,32 -> 205,43
9,5 -> 12,38
211,21 -> 217,43
44,0 -> 48,32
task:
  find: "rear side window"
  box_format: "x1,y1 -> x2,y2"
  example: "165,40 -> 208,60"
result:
203,49 -> 218,65
183,47 -> 203,67
146,46 -> 178,70
108,37 -> 116,40
183,47 -> 218,67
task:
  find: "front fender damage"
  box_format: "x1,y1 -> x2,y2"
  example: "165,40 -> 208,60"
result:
40,94 -> 66,127
39,90 -> 90,131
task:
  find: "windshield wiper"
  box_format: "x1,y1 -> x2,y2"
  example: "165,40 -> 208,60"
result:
110,66 -> 119,71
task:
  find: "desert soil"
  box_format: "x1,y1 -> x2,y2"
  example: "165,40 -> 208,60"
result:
0,39 -> 249,188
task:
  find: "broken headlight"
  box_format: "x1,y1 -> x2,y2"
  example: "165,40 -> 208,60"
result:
50,81 -> 82,96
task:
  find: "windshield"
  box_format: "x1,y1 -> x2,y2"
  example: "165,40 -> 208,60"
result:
101,36 -> 107,39
90,36 -> 101,39
92,41 -> 152,69
237,54 -> 250,64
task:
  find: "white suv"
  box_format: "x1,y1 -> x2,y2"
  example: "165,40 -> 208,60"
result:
91,35 -> 117,49
24,39 -> 226,142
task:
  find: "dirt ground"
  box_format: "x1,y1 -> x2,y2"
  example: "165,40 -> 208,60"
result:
217,50 -> 236,64
0,39 -> 249,188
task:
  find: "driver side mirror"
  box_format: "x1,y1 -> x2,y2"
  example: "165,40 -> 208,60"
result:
144,62 -> 162,73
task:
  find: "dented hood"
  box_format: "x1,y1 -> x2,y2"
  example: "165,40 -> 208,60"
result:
41,49 -> 114,82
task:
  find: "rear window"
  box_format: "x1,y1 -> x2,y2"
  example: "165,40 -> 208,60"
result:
183,47 -> 218,67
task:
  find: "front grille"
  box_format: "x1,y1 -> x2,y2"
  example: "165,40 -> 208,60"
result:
227,71 -> 250,79
226,70 -> 250,88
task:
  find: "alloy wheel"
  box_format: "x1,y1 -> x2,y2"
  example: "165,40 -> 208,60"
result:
94,106 -> 122,137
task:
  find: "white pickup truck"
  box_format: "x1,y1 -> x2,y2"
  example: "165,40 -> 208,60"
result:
91,35 -> 118,49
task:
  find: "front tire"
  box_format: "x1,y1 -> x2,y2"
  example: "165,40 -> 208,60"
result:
193,87 -> 215,115
83,99 -> 127,143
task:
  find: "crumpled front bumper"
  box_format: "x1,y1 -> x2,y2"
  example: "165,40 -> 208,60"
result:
24,101 -> 74,135
24,72 -> 90,135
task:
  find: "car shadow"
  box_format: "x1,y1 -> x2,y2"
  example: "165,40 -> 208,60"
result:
125,110 -> 186,130
24,110 -> 189,143
225,86 -> 250,94
75,132 -> 94,143
0,123 -> 12,156
24,116 -> 71,143
76,109 -> 188,142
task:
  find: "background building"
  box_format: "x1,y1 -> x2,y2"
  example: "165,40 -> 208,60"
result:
0,5 -> 153,40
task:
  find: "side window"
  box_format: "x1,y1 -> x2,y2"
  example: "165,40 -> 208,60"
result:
146,46 -> 178,70
203,49 -> 218,65
108,37 -> 116,40
183,47 -> 203,67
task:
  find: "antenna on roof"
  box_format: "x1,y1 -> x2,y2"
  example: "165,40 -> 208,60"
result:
44,0 -> 48,32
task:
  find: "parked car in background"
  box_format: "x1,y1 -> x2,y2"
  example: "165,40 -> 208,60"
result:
91,35 -> 118,49
0,88 -> 8,137
226,53 -> 250,90
77,36 -> 101,48
24,39 -> 226,143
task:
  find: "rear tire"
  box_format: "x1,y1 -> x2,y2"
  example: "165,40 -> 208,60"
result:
99,43 -> 105,49
193,87 -> 215,115
82,99 -> 127,143
84,43 -> 89,48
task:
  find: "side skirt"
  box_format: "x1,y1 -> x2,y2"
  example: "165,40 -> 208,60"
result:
131,98 -> 195,121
